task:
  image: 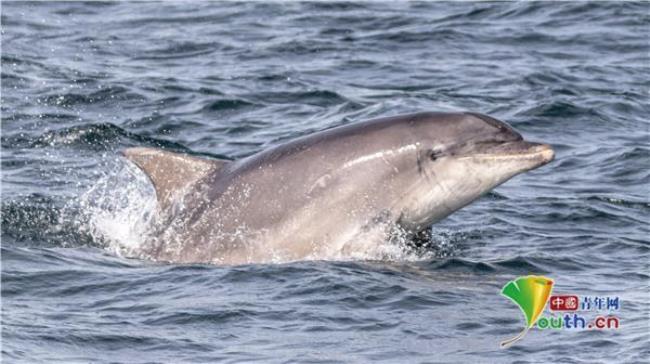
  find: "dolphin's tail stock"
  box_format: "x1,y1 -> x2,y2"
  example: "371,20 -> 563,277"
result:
122,147 -> 230,211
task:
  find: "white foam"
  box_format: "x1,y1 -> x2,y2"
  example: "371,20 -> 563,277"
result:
68,157 -> 158,258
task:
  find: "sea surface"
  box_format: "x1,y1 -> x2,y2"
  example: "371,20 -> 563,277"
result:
1,2 -> 648,363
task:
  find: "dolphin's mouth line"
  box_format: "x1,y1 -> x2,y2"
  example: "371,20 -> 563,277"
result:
459,142 -> 554,164
470,152 -> 546,161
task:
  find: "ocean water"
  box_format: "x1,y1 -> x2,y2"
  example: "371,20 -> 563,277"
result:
1,2 -> 648,363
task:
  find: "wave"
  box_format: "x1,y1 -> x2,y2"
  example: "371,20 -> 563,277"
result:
5,123 -> 189,151
200,98 -> 259,113
249,90 -> 349,107
42,86 -> 146,108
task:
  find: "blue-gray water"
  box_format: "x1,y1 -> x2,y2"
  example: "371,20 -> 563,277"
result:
1,2 -> 649,363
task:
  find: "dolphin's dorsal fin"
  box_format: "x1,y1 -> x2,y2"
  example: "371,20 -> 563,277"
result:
122,147 -> 229,210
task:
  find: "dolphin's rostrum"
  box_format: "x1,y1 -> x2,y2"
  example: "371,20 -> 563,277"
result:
123,112 -> 554,265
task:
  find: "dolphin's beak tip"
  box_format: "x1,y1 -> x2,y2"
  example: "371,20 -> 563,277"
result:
536,143 -> 555,164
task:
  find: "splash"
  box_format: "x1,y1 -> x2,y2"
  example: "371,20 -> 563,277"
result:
299,225 -> 459,264
69,157 -> 158,258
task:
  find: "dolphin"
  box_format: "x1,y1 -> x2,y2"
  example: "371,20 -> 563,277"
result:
123,112 -> 554,265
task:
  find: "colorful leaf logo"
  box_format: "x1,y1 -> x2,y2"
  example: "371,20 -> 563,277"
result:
500,275 -> 554,347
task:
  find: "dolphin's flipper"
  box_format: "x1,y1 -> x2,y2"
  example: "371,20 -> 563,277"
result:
122,147 -> 229,210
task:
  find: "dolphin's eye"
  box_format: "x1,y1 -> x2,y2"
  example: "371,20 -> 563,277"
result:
428,149 -> 441,161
